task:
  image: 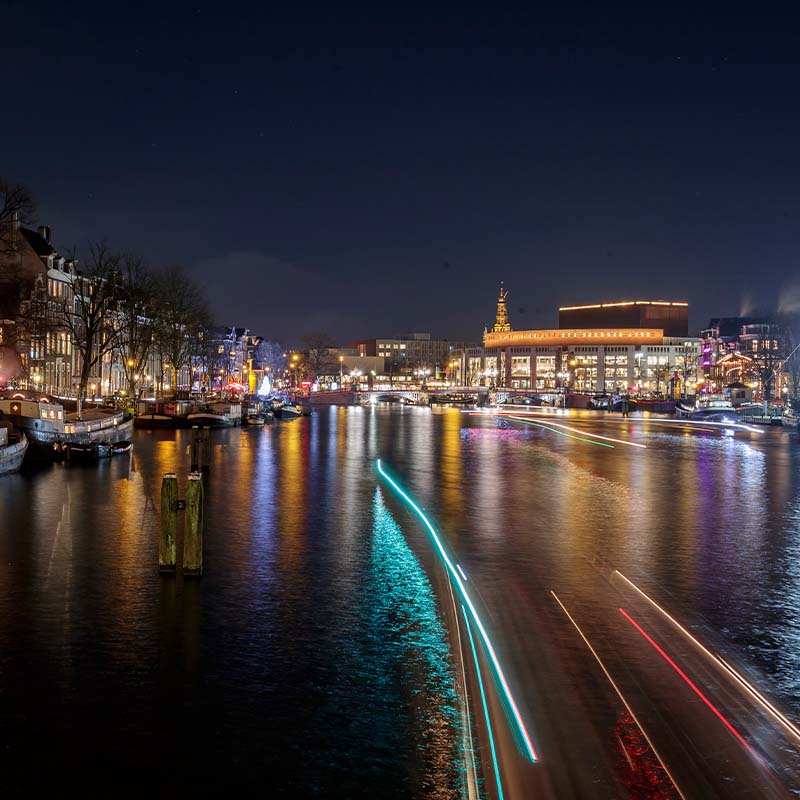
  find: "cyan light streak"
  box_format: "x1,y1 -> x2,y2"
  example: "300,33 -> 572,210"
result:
376,458 -> 539,763
462,605 -> 505,800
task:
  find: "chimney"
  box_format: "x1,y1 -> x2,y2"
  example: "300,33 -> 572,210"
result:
37,225 -> 51,244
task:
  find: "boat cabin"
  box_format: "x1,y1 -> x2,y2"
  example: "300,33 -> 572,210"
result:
0,399 -> 65,432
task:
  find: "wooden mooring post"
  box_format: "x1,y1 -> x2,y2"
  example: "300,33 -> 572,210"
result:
190,425 -> 211,471
183,472 -> 204,576
159,473 -> 178,573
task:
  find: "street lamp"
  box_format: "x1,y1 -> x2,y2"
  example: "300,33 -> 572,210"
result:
339,355 -> 344,387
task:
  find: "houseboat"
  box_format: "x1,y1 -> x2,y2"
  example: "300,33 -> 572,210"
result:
135,399 -> 192,429
675,397 -> 737,423
0,397 -> 133,452
0,426 -> 28,475
186,402 -> 242,428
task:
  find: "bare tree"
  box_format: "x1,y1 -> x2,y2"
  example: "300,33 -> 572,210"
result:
190,326 -> 226,396
115,254 -> 157,399
0,178 -> 36,257
254,339 -> 286,375
750,322 -> 785,404
301,332 -> 336,378
152,265 -> 210,397
59,242 -> 123,413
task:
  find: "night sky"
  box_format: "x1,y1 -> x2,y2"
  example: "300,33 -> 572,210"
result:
5,4 -> 800,342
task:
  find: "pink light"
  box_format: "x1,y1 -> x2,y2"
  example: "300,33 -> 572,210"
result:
619,608 -> 763,764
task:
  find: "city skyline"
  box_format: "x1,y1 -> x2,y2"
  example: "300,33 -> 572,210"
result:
5,5 -> 800,340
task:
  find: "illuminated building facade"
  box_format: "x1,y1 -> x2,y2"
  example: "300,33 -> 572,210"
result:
351,332 -> 477,379
452,287 -> 701,395
700,317 -> 790,400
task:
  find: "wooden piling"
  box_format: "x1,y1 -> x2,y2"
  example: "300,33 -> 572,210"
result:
159,473 -> 178,573
183,472 -> 203,577
190,426 -> 211,471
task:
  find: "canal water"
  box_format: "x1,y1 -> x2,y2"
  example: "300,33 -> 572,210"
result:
1,407 -> 799,797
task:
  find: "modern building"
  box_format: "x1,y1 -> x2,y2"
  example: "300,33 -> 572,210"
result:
350,332 -> 477,381
559,300 -> 689,337
453,287 -> 701,396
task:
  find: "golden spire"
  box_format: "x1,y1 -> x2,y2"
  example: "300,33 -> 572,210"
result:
492,281 -> 511,332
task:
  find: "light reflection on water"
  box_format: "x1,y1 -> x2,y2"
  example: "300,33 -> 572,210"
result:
1,408 -> 800,795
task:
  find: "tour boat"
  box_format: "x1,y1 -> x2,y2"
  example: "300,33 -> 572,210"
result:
0,396 -> 133,452
782,408 -> 798,428
0,428 -> 28,475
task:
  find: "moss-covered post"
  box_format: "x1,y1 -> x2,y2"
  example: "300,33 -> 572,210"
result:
184,472 -> 203,576
159,472 -> 178,573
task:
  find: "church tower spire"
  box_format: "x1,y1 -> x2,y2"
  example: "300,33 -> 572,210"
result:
492,281 -> 511,333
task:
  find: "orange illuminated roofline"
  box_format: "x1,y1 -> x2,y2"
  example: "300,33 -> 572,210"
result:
484,328 -> 665,347
559,300 -> 688,311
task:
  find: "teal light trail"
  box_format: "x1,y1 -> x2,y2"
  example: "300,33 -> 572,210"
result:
502,415 -> 614,448
376,459 -> 539,763
462,605 -> 505,800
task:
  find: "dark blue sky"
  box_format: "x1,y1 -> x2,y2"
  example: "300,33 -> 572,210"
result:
5,4 -> 800,342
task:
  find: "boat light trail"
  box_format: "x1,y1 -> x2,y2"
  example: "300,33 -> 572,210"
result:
550,591 -> 685,799
447,583 -> 479,800
457,563 -> 468,581
615,571 -> 800,743
503,415 -> 646,449
376,459 -> 539,763
500,416 -> 614,448
619,607 -> 763,764
462,605 -> 505,800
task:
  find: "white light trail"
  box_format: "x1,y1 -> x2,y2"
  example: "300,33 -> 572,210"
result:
614,570 -> 800,743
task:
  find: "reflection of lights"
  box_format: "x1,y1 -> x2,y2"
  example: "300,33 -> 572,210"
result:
462,605 -> 504,800
619,607 -> 762,763
376,460 -> 538,763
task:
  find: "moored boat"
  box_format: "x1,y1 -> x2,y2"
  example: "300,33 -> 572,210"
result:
272,401 -> 302,420
0,397 -> 133,452
68,439 -> 133,460
134,400 -> 191,429
782,408 -> 798,428
186,402 -> 242,428
676,397 -> 737,423
0,427 -> 28,475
